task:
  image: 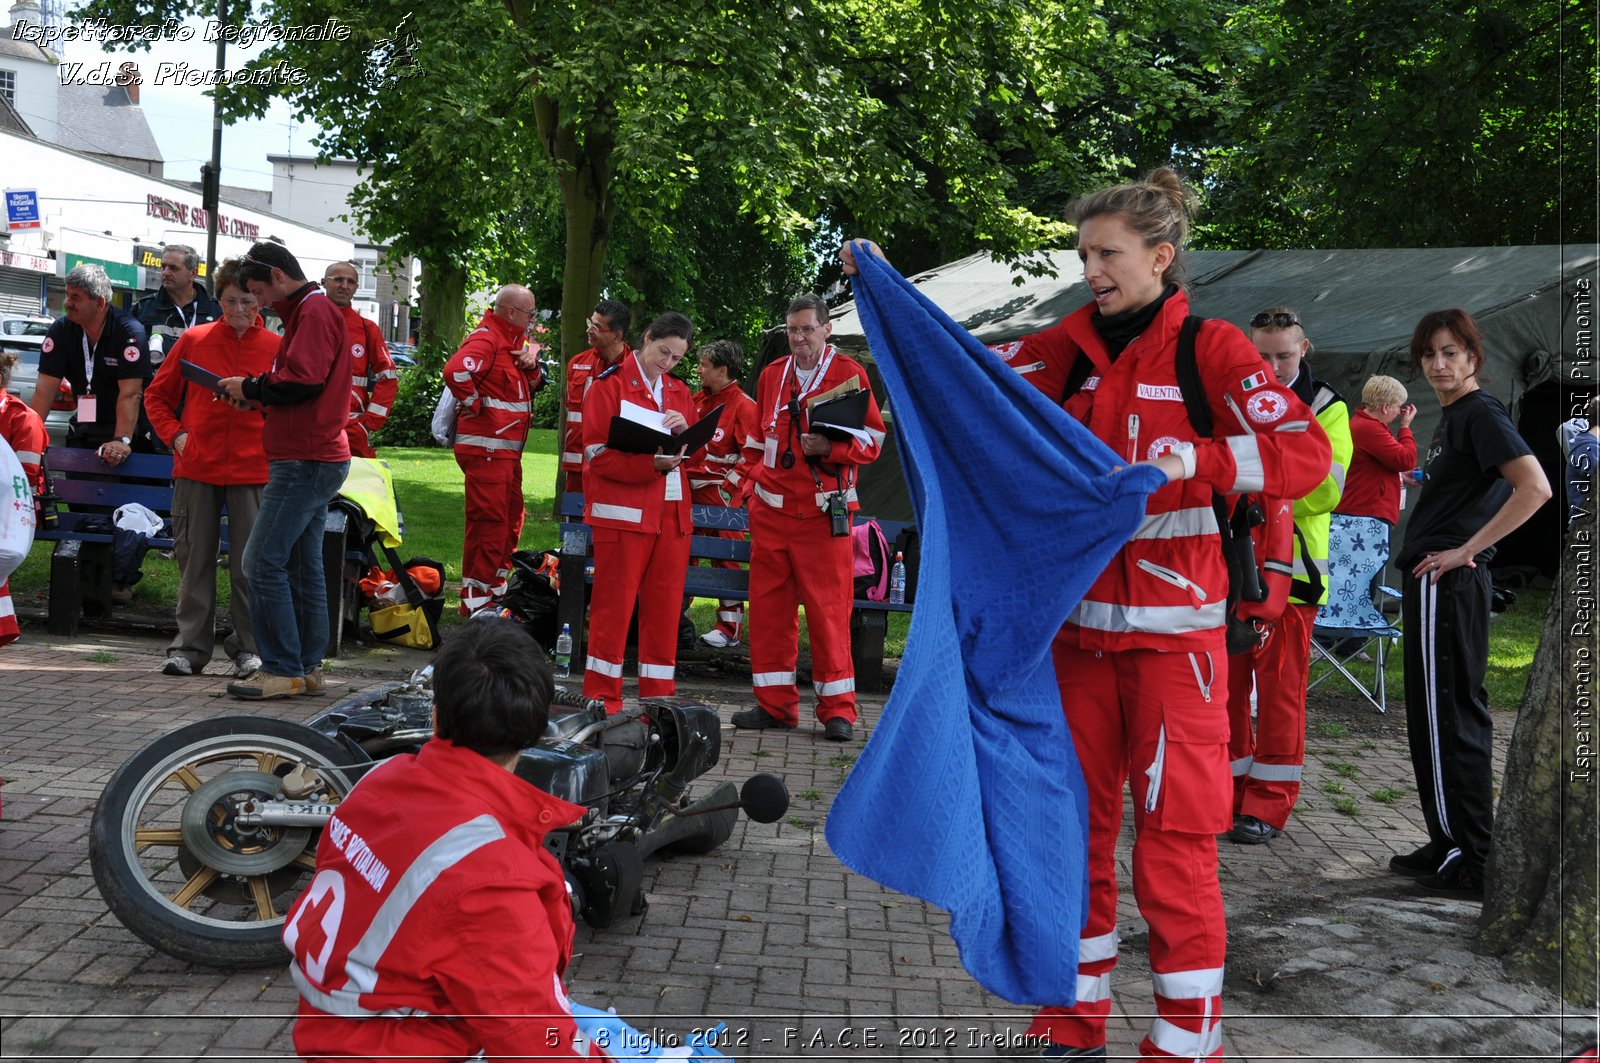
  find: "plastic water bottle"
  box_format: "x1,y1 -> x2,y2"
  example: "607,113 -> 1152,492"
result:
889,552 -> 907,605
554,623 -> 573,678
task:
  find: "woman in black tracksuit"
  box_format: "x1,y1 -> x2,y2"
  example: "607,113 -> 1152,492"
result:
1393,307 -> 1550,900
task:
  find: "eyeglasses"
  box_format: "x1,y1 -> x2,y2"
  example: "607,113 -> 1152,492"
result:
1250,312 -> 1300,330
585,318 -> 614,333
220,296 -> 257,308
785,325 -> 821,337
505,304 -> 536,318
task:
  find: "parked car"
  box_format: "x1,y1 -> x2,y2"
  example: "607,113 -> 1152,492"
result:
386,341 -> 417,369
0,312 -> 51,339
3,338 -> 73,448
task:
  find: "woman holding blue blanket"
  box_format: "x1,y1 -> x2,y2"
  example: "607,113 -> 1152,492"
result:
848,168 -> 1331,1059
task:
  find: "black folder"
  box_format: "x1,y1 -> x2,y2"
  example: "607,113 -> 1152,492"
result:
178,359 -> 230,396
606,403 -> 724,455
807,388 -> 870,441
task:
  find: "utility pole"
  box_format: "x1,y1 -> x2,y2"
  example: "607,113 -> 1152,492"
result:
202,0 -> 227,281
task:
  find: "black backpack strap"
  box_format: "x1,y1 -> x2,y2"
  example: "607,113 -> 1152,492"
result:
1174,316 -> 1211,438
1059,354 -> 1096,405
1290,522 -> 1325,603
380,542 -> 427,608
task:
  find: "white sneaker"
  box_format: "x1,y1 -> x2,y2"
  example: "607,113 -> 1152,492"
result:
232,652 -> 263,679
161,655 -> 194,676
700,629 -> 740,649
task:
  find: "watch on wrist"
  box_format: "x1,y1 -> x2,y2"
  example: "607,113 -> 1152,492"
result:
115,436 -> 132,446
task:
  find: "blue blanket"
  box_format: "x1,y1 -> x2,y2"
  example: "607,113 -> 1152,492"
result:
823,246 -> 1166,1006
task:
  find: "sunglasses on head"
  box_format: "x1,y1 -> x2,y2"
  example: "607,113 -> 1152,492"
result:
1251,312 -> 1300,330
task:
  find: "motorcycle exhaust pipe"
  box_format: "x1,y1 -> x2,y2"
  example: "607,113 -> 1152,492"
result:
661,773 -> 791,824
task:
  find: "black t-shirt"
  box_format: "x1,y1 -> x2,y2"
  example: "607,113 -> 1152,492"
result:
1399,390 -> 1531,567
39,308 -> 152,430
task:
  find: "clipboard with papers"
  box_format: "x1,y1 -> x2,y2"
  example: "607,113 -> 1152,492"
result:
806,387 -> 872,444
179,359 -> 231,397
606,401 -> 725,455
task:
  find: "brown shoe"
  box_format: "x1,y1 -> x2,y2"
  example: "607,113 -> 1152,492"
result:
227,670 -> 305,700
300,667 -> 326,696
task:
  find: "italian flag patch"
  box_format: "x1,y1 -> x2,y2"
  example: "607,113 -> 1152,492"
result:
1241,370 -> 1269,392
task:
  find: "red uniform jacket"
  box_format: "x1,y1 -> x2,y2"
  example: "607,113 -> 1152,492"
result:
339,305 -> 397,458
1335,407 -> 1416,523
581,356 -> 696,533
562,343 -> 632,473
0,391 -> 45,497
686,380 -> 759,506
144,318 -> 277,485
285,739 -> 593,1062
243,284 -> 351,464
445,312 -> 544,463
997,290 -> 1331,653
741,346 -> 885,519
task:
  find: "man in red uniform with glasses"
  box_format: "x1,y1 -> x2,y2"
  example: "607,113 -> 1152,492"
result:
732,294 -> 885,742
562,299 -> 632,496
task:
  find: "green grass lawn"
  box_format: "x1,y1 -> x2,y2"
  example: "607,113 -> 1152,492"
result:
1309,585 -> 1547,713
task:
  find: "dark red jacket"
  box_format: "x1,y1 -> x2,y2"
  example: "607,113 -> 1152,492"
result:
1335,407 -> 1416,523
242,284 -> 351,463
144,318 -> 277,485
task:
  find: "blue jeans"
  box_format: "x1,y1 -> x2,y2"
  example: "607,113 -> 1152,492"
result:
244,459 -> 349,677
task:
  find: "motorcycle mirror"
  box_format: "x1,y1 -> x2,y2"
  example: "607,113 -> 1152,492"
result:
739,773 -> 789,824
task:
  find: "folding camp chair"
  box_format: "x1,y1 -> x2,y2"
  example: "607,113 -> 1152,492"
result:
1310,514 -> 1400,714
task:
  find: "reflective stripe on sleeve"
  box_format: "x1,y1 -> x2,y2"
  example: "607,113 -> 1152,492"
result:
483,398 -> 531,412
366,403 -> 389,417
567,410 -> 583,423
14,450 -> 39,465
451,371 -> 474,382
562,451 -> 583,465
1227,434 -> 1265,493
351,375 -> 369,388
1246,762 -> 1302,782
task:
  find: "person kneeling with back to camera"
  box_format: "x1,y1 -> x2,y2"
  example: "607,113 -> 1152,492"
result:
284,616 -> 730,1061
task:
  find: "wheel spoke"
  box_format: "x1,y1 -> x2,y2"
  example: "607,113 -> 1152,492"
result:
255,751 -> 288,775
246,876 -> 278,920
169,766 -> 204,792
171,864 -> 220,907
134,828 -> 185,850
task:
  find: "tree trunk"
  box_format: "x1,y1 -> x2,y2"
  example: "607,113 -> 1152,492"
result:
417,257 -> 468,353
1478,524 -> 1599,1008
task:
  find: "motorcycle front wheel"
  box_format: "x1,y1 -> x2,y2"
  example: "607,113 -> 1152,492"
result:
89,716 -> 359,968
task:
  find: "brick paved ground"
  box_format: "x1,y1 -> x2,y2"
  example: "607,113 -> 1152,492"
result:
0,632 -> 1594,1061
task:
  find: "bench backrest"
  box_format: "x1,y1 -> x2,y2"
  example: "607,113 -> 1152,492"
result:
42,450 -> 177,536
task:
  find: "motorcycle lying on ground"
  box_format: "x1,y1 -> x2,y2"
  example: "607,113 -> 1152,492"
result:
89,668 -> 788,968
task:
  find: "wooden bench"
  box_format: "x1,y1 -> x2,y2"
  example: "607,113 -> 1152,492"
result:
36,449 -> 358,652
554,493 -> 915,690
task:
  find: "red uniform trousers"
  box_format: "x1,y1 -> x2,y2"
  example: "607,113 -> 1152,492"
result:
1225,602 -> 1315,830
1028,639 -> 1231,1060
582,504 -> 691,713
748,503 -> 856,726
457,457 -> 524,616
565,468 -> 584,497
691,483 -> 746,641
0,579 -> 17,646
